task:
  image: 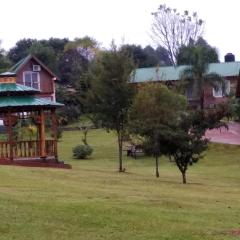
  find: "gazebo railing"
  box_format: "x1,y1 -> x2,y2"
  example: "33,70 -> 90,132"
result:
0,142 -> 9,158
0,140 -> 57,159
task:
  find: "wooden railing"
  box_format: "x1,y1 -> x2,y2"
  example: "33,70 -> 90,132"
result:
0,142 -> 9,159
0,140 -> 57,159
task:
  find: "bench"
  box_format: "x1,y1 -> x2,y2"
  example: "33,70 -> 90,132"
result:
123,143 -> 144,159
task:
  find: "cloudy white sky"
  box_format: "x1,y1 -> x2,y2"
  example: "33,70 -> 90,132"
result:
1,0 -> 239,61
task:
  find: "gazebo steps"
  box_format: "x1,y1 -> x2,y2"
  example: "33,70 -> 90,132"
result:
0,159 -> 71,169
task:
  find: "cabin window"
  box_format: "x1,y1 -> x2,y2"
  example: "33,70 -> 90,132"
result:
225,80 -> 231,95
213,85 -> 222,98
23,71 -> 40,90
212,80 -> 230,98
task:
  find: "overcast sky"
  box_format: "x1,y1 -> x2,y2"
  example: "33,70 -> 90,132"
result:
1,0 -> 239,61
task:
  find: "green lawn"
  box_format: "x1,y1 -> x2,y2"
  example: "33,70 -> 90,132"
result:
0,129 -> 240,240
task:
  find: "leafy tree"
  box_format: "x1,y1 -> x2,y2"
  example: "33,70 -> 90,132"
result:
162,107 -> 227,183
59,48 -> 89,87
151,4 -> 204,66
180,47 -> 225,109
129,83 -> 186,177
120,44 -> 171,68
177,37 -> 219,65
30,42 -> 58,73
155,46 -> 172,66
0,42 -> 11,72
86,44 -> 135,172
64,36 -> 98,53
8,38 -> 37,63
120,44 -> 147,67
46,38 -> 69,58
57,37 -> 98,122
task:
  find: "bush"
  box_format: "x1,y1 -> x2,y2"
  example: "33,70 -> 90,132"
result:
72,145 -> 93,159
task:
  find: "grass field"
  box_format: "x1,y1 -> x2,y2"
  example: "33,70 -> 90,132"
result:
0,129 -> 240,240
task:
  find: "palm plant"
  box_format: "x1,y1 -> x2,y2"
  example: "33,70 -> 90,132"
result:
180,46 -> 226,109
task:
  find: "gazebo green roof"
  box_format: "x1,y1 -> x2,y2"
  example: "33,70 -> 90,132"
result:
0,96 -> 63,110
0,71 -> 63,111
0,83 -> 40,96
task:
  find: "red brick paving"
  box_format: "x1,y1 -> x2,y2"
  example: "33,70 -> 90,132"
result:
205,122 -> 240,145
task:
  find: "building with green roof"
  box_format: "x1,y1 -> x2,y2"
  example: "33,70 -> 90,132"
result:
131,62 -> 240,108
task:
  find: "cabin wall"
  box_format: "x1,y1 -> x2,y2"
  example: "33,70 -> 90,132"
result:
16,59 -> 55,100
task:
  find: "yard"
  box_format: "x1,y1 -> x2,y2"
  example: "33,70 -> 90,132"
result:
0,129 -> 239,240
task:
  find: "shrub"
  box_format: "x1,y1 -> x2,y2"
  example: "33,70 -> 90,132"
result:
72,145 -> 93,159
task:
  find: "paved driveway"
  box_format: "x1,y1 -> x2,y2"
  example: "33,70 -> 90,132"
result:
205,122 -> 240,145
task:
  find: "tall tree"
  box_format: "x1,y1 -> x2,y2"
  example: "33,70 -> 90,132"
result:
120,44 -> 147,67
8,38 -> 37,63
161,107 -> 227,184
151,4 -> 204,66
129,83 -> 186,177
86,44 -> 135,172
0,41 -> 11,72
155,46 -> 172,66
180,47 -> 225,109
177,37 -> 219,65
30,42 -> 58,73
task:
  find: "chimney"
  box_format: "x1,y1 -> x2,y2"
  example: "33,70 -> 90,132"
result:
0,72 -> 16,84
224,53 -> 235,62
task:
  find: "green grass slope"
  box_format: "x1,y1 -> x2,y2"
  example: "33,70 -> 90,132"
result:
0,129 -> 239,240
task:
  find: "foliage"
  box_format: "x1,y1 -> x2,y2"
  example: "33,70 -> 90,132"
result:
161,108 -> 228,184
177,37 -> 219,65
51,126 -> 63,141
59,48 -> 89,87
13,120 -> 38,141
179,46 -> 225,109
129,83 -> 187,177
86,43 -> 135,172
120,44 -> 171,68
151,4 -> 204,65
64,36 -> 98,58
72,144 -> 93,159
227,96 -> 240,121
30,42 -> 58,73
8,38 -> 37,63
0,42 -> 12,72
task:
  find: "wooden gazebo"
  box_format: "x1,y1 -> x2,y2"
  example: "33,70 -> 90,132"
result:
0,72 -> 70,168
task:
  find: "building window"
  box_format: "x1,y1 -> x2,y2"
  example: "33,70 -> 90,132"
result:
23,71 -> 40,90
213,85 -> 223,98
212,80 -> 230,98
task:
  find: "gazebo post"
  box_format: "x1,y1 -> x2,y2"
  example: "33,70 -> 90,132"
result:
51,109 -> 58,161
7,109 -> 13,161
39,108 -> 46,159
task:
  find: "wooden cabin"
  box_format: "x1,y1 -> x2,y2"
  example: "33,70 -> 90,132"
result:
10,55 -> 57,101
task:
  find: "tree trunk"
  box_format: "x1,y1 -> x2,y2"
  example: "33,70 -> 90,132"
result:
155,155 -> 159,178
117,130 -> 124,172
181,171 -> 187,184
200,89 -> 204,110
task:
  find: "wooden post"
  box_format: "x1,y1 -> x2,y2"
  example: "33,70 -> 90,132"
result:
39,109 -> 46,158
51,109 -> 58,161
8,110 -> 13,161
